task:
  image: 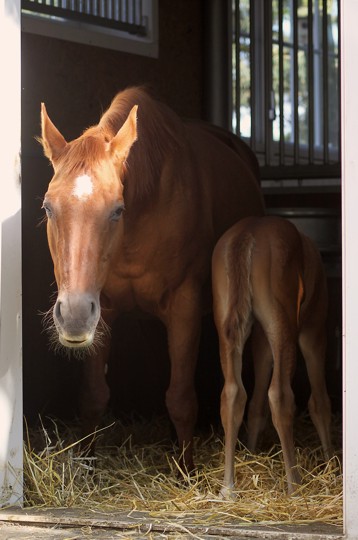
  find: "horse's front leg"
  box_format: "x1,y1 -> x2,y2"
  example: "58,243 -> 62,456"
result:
162,283 -> 202,473
78,335 -> 112,450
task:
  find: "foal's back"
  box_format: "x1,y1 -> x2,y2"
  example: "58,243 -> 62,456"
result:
233,216 -> 326,330
212,215 -> 322,341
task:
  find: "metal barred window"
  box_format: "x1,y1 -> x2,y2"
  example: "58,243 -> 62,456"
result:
232,0 -> 340,180
22,0 -> 146,35
22,0 -> 158,57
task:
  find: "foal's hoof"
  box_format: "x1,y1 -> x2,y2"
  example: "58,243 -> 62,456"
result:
287,471 -> 301,495
219,485 -> 236,500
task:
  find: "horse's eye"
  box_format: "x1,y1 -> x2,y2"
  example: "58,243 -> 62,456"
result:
110,204 -> 124,222
42,202 -> 53,218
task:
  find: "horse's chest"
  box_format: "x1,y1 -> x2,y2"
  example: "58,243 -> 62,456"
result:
104,233 -> 200,313
104,265 -> 169,315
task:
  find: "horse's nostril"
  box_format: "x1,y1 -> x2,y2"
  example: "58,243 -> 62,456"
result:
54,300 -> 63,322
91,302 -> 96,316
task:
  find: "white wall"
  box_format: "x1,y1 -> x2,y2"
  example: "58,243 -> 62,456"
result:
341,1 -> 358,538
0,0 -> 22,506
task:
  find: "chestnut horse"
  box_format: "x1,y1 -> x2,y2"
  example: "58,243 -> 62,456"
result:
212,216 -> 332,495
39,87 -> 264,469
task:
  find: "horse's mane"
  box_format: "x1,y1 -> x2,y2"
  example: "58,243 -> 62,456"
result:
99,87 -> 186,201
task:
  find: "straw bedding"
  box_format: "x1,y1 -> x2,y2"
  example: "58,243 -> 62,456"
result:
22,413 -> 342,530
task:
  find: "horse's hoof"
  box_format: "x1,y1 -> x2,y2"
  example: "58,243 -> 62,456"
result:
175,463 -> 196,484
287,472 -> 301,496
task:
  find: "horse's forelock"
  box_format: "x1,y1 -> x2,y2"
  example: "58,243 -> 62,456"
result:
55,131 -> 107,177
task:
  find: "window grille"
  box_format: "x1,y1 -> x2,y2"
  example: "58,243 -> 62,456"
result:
232,0 -> 340,179
22,0 -> 158,58
22,0 -> 146,36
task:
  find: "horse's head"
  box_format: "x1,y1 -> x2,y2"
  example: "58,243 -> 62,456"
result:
40,102 -> 138,349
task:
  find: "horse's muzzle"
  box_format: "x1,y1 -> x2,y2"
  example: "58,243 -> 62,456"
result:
53,292 -> 100,348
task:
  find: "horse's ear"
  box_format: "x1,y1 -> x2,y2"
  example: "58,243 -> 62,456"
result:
109,105 -> 138,164
40,103 -> 67,164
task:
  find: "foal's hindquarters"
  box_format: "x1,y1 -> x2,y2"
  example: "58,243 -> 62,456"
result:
212,216 -> 332,497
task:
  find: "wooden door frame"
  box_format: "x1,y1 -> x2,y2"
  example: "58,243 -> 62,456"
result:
1,0 -> 358,537
0,0 -> 22,506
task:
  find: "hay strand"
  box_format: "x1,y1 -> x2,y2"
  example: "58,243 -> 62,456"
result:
23,415 -> 342,529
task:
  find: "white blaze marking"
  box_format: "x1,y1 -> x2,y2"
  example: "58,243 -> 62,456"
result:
72,174 -> 93,200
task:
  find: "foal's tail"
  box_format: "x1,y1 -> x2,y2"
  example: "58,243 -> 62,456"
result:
224,232 -> 255,345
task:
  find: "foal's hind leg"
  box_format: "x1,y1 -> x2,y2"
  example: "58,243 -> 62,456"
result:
247,322 -> 273,452
219,319 -> 252,498
299,325 -> 332,459
264,318 -> 300,494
